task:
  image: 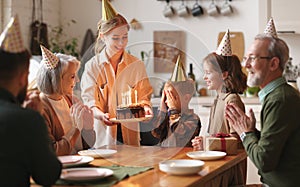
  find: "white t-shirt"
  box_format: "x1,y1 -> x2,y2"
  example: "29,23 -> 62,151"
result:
48,97 -> 83,153
48,97 -> 73,133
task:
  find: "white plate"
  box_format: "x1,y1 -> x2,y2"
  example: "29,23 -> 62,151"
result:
159,159 -> 204,175
78,149 -> 117,158
58,155 -> 82,164
186,151 -> 227,161
60,168 -> 113,181
58,155 -> 94,167
110,115 -> 153,123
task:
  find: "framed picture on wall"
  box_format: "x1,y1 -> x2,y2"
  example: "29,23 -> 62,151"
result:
153,30 -> 186,73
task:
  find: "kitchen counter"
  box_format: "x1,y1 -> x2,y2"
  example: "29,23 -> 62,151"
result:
151,96 -> 260,107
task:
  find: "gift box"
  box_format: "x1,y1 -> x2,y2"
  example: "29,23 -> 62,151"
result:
205,134 -> 238,155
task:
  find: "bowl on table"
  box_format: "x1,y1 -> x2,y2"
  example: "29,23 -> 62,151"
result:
159,159 -> 204,175
186,151 -> 227,161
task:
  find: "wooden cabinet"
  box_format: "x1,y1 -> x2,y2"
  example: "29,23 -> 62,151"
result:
271,0 -> 300,33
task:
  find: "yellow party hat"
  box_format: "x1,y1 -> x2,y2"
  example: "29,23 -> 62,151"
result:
102,0 -> 118,21
216,29 -> 232,56
40,45 -> 59,69
170,55 -> 187,82
0,15 -> 25,53
264,17 -> 277,38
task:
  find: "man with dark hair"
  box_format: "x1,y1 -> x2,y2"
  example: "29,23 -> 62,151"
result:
0,15 -> 61,187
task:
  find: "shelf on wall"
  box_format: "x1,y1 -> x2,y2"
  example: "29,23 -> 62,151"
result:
157,0 -> 232,1
277,31 -> 300,35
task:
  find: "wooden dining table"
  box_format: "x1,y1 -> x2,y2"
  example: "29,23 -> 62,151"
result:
31,145 -> 247,187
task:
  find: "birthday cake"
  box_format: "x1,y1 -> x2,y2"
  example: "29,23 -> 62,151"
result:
116,104 -> 145,120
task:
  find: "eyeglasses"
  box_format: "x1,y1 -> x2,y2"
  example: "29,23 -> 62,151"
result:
242,55 -> 273,63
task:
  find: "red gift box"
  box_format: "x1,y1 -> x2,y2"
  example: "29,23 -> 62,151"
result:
205,133 -> 238,155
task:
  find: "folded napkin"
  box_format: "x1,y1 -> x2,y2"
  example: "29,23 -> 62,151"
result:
56,165 -> 153,187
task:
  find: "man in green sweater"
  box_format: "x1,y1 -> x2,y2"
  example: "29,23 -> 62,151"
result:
225,19 -> 300,187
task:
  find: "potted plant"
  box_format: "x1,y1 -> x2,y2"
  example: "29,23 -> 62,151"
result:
246,86 -> 260,97
49,20 -> 80,58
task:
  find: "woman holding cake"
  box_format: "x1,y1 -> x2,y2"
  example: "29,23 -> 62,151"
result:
191,30 -> 247,150
81,0 -> 153,147
36,45 -> 95,156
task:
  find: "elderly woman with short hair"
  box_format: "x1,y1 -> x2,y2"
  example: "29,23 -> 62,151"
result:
37,45 -> 95,156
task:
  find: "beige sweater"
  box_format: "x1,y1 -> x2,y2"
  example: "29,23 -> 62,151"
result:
40,93 -> 95,156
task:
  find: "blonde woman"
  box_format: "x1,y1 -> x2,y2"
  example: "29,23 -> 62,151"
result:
81,0 -> 153,147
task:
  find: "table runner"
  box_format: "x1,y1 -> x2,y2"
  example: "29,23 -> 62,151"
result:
55,165 -> 153,186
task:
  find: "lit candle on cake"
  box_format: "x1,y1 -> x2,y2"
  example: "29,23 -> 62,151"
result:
128,89 -> 132,105
135,90 -> 138,104
126,91 -> 129,106
121,93 -> 125,107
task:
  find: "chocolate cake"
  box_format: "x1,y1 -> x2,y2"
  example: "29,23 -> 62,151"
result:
116,105 -> 145,120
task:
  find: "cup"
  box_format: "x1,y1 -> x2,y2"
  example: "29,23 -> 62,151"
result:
207,2 -> 219,16
191,3 -> 204,17
163,5 -> 175,17
177,4 -> 189,17
220,2 -> 233,16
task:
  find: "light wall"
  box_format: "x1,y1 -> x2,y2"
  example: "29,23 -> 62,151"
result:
1,0 -> 99,56
2,0 -> 300,86
1,0 -> 267,81
3,0 -> 60,48
53,0 -> 263,94
111,0 -> 263,83
1,0 -> 267,62
59,0 -> 100,54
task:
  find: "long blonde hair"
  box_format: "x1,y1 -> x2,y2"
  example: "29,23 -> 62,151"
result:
95,14 -> 130,54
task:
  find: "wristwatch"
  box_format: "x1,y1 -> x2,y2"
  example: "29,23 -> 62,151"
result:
240,132 -> 251,142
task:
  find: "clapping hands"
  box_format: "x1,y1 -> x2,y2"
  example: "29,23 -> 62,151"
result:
70,101 -> 94,131
225,103 -> 256,135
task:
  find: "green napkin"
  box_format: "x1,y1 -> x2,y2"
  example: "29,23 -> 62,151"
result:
56,165 -> 153,187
